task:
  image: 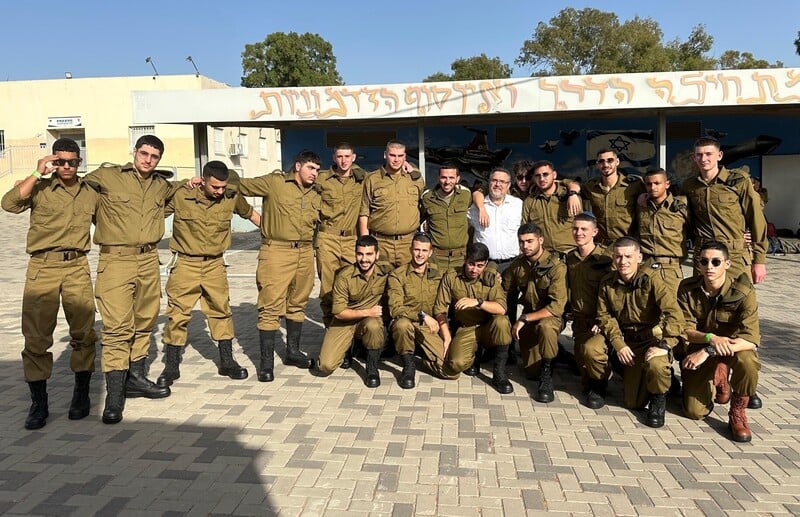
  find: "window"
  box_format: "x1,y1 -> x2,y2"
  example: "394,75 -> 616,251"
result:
129,126 -> 155,150
259,137 -> 268,160
0,130 -> 5,158
213,128 -> 225,155
238,133 -> 248,157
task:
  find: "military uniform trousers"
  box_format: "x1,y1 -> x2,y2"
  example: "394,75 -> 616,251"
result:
448,315 -> 512,377
646,259 -> 683,296
518,315 -> 562,379
95,250 -> 161,372
316,230 -> 356,326
318,317 -> 384,374
256,241 -> 315,331
22,254 -> 96,381
682,349 -> 760,420
391,317 -> 451,378
572,317 -> 611,383
374,233 -> 414,269
163,255 -> 234,346
432,248 -> 465,272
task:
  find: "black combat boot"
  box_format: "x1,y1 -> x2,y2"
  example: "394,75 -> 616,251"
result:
748,392 -> 763,409
646,393 -> 667,428
340,343 -> 353,369
668,367 -> 682,397
218,339 -> 248,379
399,354 -> 415,389
585,379 -> 607,410
535,359 -> 555,403
102,370 -> 126,424
365,349 -> 381,388
463,349 -> 481,376
68,371 -> 92,420
127,358 -> 171,399
258,330 -> 276,382
25,380 -> 49,430
491,345 -> 514,394
156,345 -> 182,388
285,320 -> 313,368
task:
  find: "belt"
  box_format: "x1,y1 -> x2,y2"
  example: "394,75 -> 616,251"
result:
433,247 -> 465,257
264,239 -> 313,248
319,224 -> 356,237
491,257 -> 515,264
372,231 -> 414,241
31,250 -> 86,261
652,256 -> 679,264
100,244 -> 156,255
177,253 -> 223,262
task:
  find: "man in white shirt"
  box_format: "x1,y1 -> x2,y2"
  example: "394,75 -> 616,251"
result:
468,168 -> 523,273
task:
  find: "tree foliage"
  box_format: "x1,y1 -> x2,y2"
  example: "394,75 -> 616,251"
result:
423,54 -> 512,82
794,30 -> 800,56
241,31 -> 343,88
718,50 -> 783,69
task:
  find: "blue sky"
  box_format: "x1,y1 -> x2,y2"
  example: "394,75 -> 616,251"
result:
3,1 -> 798,86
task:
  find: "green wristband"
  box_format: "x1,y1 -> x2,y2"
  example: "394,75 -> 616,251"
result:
704,332 -> 714,343
31,170 -> 42,179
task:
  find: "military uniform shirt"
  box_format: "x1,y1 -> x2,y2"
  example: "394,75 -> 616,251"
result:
565,244 -> 612,319
318,166 -> 365,232
331,264 -> 391,315
502,249 -> 567,318
420,186 -> 471,250
583,174 -> 645,243
238,172 -> 321,242
360,167 -> 424,236
636,193 -> 690,258
387,263 -> 443,320
2,177 -> 98,254
521,181 -> 576,253
433,269 -> 506,327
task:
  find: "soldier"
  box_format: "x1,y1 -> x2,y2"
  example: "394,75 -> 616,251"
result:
84,135 -> 199,424
594,237 -> 684,428
359,139 -> 425,268
2,138 -> 97,429
677,241 -> 760,442
565,213 -> 614,409
522,160 -> 578,255
432,242 -> 514,394
569,149 -> 645,245
315,235 -> 390,388
420,163 -> 471,271
387,233 -> 446,388
317,142 -> 367,333
155,161 -> 260,388
236,151 -> 322,382
503,223 -> 568,403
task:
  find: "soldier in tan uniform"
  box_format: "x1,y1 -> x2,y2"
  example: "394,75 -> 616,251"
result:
236,151 -> 322,382
2,139 -> 97,430
503,223 -> 568,403
315,235 -> 390,387
84,135 -> 198,424
594,237 -> 684,428
156,161 -> 260,388
420,163 -> 471,271
433,243 -> 514,394
677,241 -> 760,442
569,149 -> 645,245
522,161 -> 578,255
387,233 -> 446,388
359,140 -> 425,268
565,213 -> 613,409
317,142 -> 367,334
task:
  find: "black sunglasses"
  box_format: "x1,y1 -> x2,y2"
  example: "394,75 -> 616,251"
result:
53,158 -> 81,167
698,257 -> 723,267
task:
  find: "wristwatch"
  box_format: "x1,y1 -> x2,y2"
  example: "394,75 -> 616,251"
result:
518,314 -> 529,324
418,311 -> 427,324
476,298 -> 484,308
704,345 -> 717,357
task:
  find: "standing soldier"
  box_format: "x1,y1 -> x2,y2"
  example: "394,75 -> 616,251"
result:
359,139 -> 425,268
155,161 -> 260,388
420,163 -> 471,271
85,135 -> 198,425
2,138 -> 97,429
678,241 -> 760,442
522,161 -> 579,255
432,243 -> 514,394
236,151 -> 322,383
316,142 -> 367,330
503,223 -> 568,403
315,235 -> 390,387
387,233 -> 446,388
594,237 -> 684,428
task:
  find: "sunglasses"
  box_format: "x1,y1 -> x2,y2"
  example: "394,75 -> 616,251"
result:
53,158 -> 81,167
596,158 -> 616,164
698,258 -> 723,267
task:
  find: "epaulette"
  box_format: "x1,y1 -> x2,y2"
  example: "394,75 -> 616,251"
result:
152,169 -> 174,180
224,188 -> 237,199
481,270 -> 497,287
623,173 -> 642,185
722,272 -> 753,304
99,162 -> 121,168
311,183 -> 323,194
679,275 -> 704,290
409,169 -> 422,181
85,180 -> 102,193
723,169 -> 748,189
631,271 -> 650,289
378,262 -> 394,275
535,255 -> 557,276
669,195 -> 688,213
426,264 -> 442,280
351,167 -> 366,182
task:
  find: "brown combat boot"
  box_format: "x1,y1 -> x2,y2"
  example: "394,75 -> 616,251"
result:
729,393 -> 752,443
713,362 -> 731,404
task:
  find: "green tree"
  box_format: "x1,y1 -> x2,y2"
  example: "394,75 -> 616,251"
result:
718,50 -> 783,69
423,54 -> 512,82
664,25 -> 716,71
241,31 -> 343,88
794,30 -> 800,56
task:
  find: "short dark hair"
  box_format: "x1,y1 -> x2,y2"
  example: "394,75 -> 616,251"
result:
698,240 -> 729,260
135,135 -> 164,154
356,234 -> 379,253
52,138 -> 80,156
294,150 -> 321,166
693,137 -> 721,150
530,160 -> 555,173
465,242 -> 490,263
412,232 -> 432,245
511,159 -> 534,177
596,148 -> 617,158
518,222 -> 543,237
489,168 -> 511,181
333,142 -> 354,152
573,212 -> 597,227
439,162 -> 460,173
202,160 -> 229,182
613,236 -> 641,252
644,168 -> 668,180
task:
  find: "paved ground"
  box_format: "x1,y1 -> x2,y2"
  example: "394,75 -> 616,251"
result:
1,210 -> 799,516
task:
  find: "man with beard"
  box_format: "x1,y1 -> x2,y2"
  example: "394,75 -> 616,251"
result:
468,168 -> 522,271
316,235 -> 391,387
420,163 -> 471,271
156,161 -> 260,389
432,243 -> 514,394
237,151 -> 322,383
502,223 -> 568,403
522,161 -> 578,255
